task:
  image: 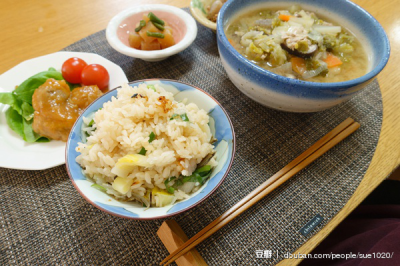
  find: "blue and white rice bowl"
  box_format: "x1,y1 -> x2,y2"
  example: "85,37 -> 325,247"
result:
66,79 -> 235,219
217,0 -> 390,112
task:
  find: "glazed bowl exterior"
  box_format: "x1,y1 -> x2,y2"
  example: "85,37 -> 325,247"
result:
217,0 -> 390,112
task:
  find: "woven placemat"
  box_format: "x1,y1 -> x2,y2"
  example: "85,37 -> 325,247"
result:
0,9 -> 382,266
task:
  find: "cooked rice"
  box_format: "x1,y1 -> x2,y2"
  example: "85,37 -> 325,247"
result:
76,83 -> 216,206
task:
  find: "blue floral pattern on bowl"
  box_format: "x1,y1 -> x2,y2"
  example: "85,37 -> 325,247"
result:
66,79 -> 235,219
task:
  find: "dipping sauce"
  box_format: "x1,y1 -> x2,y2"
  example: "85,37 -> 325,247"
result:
225,5 -> 369,82
32,78 -> 102,141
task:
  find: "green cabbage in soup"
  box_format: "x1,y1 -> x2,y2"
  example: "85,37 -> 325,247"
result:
225,5 -> 369,82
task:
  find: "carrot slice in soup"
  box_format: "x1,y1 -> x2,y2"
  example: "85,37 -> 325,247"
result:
291,57 -> 307,75
279,14 -> 292,21
324,53 -> 343,68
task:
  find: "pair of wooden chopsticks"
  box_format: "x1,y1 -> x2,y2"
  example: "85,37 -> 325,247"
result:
160,118 -> 360,266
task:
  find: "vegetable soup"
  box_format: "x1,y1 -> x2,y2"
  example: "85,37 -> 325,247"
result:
225,5 -> 369,82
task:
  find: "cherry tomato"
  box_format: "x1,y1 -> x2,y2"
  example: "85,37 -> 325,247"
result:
61,57 -> 87,84
81,64 -> 110,90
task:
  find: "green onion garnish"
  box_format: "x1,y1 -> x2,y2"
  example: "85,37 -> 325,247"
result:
147,84 -> 156,91
91,184 -> 107,192
168,176 -> 176,183
164,176 -> 176,193
149,132 -> 156,143
164,176 -> 176,186
151,21 -> 165,31
194,165 -> 212,175
146,31 -> 165,38
164,165 -> 213,191
166,187 -> 175,194
180,113 -> 189,122
170,113 -> 189,121
174,179 -> 184,187
88,119 -> 94,127
139,147 -> 147,155
148,12 -> 165,26
170,114 -> 179,120
135,20 -> 146,32
197,171 -> 212,185
194,165 -> 213,185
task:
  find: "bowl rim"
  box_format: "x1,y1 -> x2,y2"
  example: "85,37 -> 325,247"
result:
65,78 -> 236,220
106,4 -> 198,60
190,0 -> 217,30
217,0 -> 391,89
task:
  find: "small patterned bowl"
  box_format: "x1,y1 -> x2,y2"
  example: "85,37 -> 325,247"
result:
217,0 -> 390,112
66,79 -> 235,219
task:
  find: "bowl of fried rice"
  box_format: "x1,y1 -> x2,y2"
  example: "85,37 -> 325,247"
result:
66,79 -> 235,219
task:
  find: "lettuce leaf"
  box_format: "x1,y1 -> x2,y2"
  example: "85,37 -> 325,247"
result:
21,102 -> 34,121
5,108 -> 24,139
22,117 -> 49,143
4,107 -> 49,143
0,67 -> 62,142
0,92 -> 22,115
13,67 -> 64,104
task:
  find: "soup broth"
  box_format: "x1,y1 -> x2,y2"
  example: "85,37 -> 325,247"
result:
225,6 -> 369,82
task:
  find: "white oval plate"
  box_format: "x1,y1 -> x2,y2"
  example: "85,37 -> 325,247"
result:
0,51 -> 128,170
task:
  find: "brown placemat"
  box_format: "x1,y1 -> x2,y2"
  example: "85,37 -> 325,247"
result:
0,8 -> 382,266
